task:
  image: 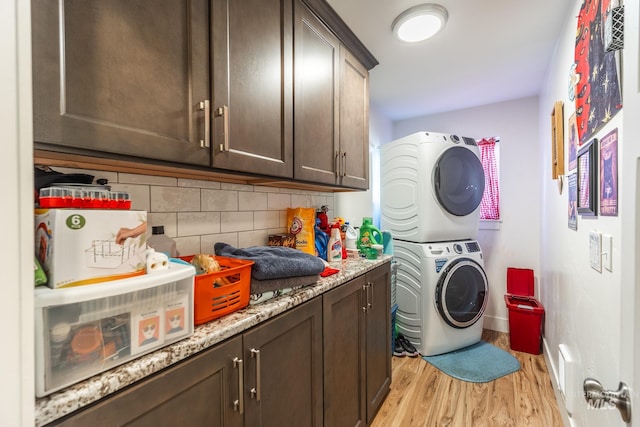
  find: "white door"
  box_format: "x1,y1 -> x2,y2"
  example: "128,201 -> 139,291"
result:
589,0 -> 640,424
619,0 -> 640,424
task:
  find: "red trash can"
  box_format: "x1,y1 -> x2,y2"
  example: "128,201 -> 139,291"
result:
504,268 -> 545,354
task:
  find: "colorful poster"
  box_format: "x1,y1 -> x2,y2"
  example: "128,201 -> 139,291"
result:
574,0 -> 622,144
600,128 -> 618,216
568,173 -> 578,230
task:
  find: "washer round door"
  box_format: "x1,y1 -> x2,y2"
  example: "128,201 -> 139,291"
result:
435,258 -> 488,329
433,146 -> 485,216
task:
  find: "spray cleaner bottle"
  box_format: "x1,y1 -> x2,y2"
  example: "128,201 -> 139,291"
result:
327,223 -> 343,262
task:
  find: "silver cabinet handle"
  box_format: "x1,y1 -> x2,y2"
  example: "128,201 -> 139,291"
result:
362,283 -> 369,312
250,348 -> 261,401
215,105 -> 229,152
198,99 -> 211,148
197,100 -> 210,148
368,281 -> 374,309
233,357 -> 244,414
341,151 -> 347,177
335,151 -> 341,177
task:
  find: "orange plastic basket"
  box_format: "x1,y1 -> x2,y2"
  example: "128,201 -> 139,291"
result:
180,255 -> 254,325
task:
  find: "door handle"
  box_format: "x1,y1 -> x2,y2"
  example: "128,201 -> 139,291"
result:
341,151 -> 347,177
362,282 -> 373,312
232,357 -> 244,414
215,105 -> 229,152
250,348 -> 261,401
197,100 -> 210,148
583,378 -> 631,422
361,283 -> 368,312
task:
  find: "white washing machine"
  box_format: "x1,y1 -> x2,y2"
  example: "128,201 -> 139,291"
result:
393,239 -> 488,356
380,131 -> 485,243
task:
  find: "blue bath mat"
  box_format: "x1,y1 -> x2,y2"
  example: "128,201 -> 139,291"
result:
423,341 -> 520,383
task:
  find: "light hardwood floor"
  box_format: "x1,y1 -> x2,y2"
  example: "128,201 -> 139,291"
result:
371,330 -> 564,427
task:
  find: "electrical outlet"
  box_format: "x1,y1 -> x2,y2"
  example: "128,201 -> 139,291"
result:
559,344 -> 575,417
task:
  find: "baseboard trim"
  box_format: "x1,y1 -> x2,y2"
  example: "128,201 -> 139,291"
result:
483,315 -> 509,333
543,337 -> 573,426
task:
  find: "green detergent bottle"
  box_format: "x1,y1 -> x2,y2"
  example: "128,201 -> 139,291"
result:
358,217 -> 382,250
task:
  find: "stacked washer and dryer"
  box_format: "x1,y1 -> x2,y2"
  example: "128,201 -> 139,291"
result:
381,131 -> 489,356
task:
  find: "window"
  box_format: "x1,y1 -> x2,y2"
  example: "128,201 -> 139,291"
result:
478,137 -> 500,220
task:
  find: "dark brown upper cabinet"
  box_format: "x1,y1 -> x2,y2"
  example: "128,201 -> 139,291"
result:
294,0 -> 370,190
210,0 -> 293,178
293,1 -> 341,186
32,0 -> 212,166
338,47 -> 370,189
32,0 -> 376,189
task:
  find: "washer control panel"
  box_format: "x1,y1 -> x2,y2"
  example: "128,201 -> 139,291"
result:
428,240 -> 481,255
465,241 -> 481,253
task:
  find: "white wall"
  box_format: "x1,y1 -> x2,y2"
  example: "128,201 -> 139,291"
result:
4,1 -> 35,425
335,106 -> 393,227
392,97 -> 542,331
538,0 -> 633,424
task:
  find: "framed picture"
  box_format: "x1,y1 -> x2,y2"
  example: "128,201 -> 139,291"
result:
600,128 -> 618,216
550,101 -> 564,179
568,113 -> 579,170
568,173 -> 577,230
577,138 -> 598,216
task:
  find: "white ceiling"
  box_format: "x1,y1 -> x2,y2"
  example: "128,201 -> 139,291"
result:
326,0 -> 575,121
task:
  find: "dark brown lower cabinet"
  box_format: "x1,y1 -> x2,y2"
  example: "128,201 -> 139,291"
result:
363,265 -> 392,424
323,264 -> 391,427
49,335 -> 244,426
47,264 -> 390,426
243,296 -> 324,427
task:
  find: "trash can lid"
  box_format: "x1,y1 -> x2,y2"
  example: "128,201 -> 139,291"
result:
506,267 -> 535,297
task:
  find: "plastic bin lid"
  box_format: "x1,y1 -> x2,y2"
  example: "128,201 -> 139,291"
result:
506,267 -> 534,297
504,294 -> 545,312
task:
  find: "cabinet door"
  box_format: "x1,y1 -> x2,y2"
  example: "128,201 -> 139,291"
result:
364,264 -> 392,423
323,275 -> 367,427
243,297 -> 323,427
293,0 -> 340,186
32,0 -> 211,166
211,0 -> 293,178
339,48 -> 369,189
50,336 -> 244,427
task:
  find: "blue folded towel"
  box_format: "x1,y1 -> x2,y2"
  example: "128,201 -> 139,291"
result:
214,243 -> 325,281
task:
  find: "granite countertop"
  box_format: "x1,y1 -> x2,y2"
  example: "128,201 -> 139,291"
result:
35,255 -> 391,426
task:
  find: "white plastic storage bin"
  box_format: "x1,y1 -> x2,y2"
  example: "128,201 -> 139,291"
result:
34,262 -> 195,397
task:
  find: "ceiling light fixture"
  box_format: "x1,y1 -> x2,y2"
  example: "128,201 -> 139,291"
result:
392,4 -> 448,43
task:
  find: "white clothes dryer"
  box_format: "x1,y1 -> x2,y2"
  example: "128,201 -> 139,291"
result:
380,131 -> 485,243
393,239 -> 488,356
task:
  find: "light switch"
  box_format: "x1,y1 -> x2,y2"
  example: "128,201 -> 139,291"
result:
602,234 -> 612,272
590,231 -> 602,273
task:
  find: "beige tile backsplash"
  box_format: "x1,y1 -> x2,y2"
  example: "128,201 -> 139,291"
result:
51,167 -> 335,256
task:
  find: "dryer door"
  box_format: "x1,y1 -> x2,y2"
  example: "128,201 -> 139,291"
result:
435,258 -> 488,329
433,146 -> 485,216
